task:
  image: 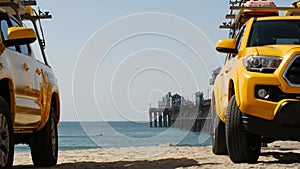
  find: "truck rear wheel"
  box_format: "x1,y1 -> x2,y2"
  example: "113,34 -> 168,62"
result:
226,96 -> 261,163
30,107 -> 58,167
0,97 -> 13,169
211,97 -> 227,155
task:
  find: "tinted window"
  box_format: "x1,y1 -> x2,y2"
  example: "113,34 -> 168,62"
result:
228,26 -> 245,60
23,20 -> 44,63
236,26 -> 245,50
0,18 -> 16,51
248,20 -> 300,46
0,20 -> 8,40
9,17 -> 19,27
19,44 -> 30,55
9,17 -> 31,55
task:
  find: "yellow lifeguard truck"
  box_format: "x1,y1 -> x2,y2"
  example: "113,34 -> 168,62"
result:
212,0 -> 300,163
0,0 -> 60,168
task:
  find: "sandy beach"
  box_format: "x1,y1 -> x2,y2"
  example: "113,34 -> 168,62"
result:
13,141 -> 300,169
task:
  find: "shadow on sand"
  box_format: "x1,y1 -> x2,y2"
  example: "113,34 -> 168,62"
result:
261,151 -> 300,164
14,151 -> 300,168
14,158 -> 206,169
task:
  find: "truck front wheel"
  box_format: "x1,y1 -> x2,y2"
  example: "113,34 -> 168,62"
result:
226,96 -> 261,163
0,97 -> 13,169
30,107 -> 58,167
211,97 -> 227,155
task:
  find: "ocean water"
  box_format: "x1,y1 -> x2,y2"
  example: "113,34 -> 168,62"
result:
15,121 -> 212,153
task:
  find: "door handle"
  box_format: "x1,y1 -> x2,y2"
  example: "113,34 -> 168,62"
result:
36,68 -> 41,75
23,63 -> 29,71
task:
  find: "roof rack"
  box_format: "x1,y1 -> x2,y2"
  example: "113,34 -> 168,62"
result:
0,0 -> 36,8
21,0 -> 36,6
0,0 -> 52,66
0,0 -> 51,22
222,0 -> 300,37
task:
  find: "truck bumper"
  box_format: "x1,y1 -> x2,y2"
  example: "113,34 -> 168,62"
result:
243,100 -> 300,140
238,68 -> 300,120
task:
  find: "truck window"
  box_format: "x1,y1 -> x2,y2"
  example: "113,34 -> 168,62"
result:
236,26 -> 246,50
0,20 -> 8,40
22,20 -> 45,64
228,26 -> 246,60
0,18 -> 17,51
248,20 -> 300,46
9,17 -> 31,56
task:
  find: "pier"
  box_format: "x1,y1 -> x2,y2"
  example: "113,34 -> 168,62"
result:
148,92 -> 212,132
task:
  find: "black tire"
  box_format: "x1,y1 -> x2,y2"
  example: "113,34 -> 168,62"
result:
0,97 -> 14,169
30,107 -> 58,167
225,96 -> 261,163
211,97 -> 227,155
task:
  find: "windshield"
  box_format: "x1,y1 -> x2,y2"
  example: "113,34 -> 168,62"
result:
248,20 -> 300,47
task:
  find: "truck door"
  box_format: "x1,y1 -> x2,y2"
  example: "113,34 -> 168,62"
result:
221,26 -> 245,115
0,14 -> 41,127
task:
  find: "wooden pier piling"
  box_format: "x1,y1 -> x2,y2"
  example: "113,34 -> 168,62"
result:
158,112 -> 162,127
148,108 -> 171,128
149,111 -> 153,127
148,92 -> 212,132
154,112 -> 157,127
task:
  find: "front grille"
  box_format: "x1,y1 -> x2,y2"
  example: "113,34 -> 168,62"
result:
284,55 -> 300,86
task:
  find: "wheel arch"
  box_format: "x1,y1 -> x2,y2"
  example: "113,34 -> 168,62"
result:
50,92 -> 60,123
228,78 -> 242,107
0,78 -> 15,119
228,79 -> 235,102
212,90 -> 226,123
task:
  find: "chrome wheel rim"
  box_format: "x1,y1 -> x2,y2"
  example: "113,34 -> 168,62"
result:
0,114 -> 9,167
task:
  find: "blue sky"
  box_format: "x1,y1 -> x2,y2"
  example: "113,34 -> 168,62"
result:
34,0 -> 293,121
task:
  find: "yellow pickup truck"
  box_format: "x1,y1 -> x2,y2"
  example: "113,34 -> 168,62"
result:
212,8 -> 300,163
0,1 -> 60,168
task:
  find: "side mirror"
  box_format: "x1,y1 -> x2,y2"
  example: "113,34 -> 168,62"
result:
5,27 -> 36,47
215,38 -> 238,54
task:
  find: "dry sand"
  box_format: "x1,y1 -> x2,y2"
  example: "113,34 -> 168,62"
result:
13,141 -> 300,169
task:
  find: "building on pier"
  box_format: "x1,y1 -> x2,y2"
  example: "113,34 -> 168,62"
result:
148,92 -> 211,132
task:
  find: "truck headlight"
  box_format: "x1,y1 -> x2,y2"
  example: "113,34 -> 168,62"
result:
243,56 -> 282,73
